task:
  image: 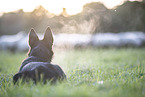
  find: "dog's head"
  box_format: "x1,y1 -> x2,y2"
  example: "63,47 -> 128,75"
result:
28,27 -> 54,62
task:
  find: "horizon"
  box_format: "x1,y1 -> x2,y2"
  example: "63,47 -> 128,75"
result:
0,0 -> 129,15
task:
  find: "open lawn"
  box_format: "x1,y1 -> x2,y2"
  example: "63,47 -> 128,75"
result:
0,48 -> 145,97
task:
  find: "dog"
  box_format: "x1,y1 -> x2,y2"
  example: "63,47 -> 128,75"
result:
13,27 -> 66,84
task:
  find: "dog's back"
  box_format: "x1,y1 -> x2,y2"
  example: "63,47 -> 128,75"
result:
13,27 -> 66,84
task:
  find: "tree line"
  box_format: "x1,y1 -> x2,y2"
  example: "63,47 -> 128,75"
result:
0,1 -> 145,35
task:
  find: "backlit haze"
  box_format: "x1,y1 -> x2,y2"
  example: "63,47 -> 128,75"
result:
0,0 -> 126,15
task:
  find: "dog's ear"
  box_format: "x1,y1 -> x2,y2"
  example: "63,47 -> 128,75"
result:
43,27 -> 53,47
29,28 -> 39,47
13,72 -> 22,84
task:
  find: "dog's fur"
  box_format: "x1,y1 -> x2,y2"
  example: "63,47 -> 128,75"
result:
13,27 -> 66,84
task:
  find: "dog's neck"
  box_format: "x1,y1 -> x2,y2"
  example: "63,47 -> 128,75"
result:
19,56 -> 51,71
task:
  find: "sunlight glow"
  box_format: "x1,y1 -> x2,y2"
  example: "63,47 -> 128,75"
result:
0,0 -> 125,15
101,0 -> 124,8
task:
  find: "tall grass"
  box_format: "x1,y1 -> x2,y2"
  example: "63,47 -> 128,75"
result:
0,48 -> 145,97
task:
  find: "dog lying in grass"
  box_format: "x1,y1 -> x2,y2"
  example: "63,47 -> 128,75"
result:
13,27 -> 66,84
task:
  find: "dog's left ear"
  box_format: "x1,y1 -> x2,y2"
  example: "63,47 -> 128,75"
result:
43,27 -> 54,46
29,28 -> 39,47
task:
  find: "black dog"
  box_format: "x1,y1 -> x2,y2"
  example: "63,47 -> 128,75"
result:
13,27 -> 66,84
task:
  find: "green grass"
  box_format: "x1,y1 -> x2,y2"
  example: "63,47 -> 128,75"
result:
0,48 -> 145,97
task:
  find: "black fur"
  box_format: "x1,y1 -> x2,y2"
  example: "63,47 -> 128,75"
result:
13,27 -> 66,84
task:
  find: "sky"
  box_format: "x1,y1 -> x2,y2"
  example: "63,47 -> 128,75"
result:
0,0 -> 141,15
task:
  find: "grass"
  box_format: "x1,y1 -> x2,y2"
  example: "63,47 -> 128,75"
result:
0,48 -> 145,97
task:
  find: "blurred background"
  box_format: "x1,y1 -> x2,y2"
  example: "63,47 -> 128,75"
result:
0,0 -> 145,52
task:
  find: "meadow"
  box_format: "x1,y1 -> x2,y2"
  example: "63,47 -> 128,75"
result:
0,48 -> 145,97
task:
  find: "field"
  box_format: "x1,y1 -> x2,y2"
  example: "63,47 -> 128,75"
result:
0,48 -> 145,97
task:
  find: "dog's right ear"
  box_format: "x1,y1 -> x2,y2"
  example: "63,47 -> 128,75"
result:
29,28 -> 39,47
43,27 -> 53,47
